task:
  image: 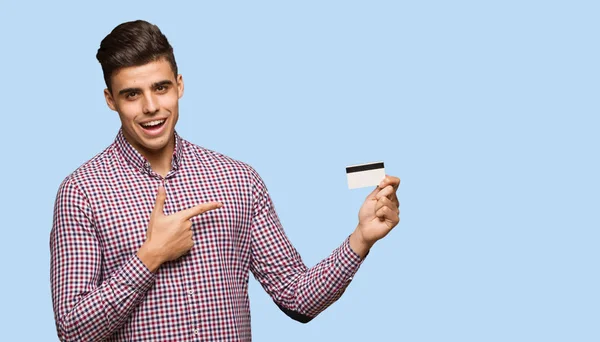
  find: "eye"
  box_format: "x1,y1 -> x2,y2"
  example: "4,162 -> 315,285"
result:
126,91 -> 139,99
156,85 -> 169,93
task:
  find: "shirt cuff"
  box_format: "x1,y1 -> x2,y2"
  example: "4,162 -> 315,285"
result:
121,254 -> 156,293
336,236 -> 364,281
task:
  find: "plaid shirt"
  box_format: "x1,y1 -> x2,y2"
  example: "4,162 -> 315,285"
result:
50,129 -> 363,341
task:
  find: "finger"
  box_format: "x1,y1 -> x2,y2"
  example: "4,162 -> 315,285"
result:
379,175 -> 400,191
375,197 -> 399,214
375,205 -> 400,226
386,190 -> 399,208
391,194 -> 399,208
377,182 -> 400,208
178,201 -> 223,221
152,185 -> 167,217
375,185 -> 394,200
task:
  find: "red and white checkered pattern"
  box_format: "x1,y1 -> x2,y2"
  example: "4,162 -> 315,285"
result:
50,129 -> 363,341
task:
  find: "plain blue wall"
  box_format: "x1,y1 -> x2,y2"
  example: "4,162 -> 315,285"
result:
0,1 -> 598,341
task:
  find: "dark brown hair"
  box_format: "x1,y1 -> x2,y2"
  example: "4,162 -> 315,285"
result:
96,20 -> 178,93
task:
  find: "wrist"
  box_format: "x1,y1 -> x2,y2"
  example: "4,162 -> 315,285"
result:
137,243 -> 163,273
349,226 -> 374,259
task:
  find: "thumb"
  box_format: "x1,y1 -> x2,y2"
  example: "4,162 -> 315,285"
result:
152,185 -> 166,217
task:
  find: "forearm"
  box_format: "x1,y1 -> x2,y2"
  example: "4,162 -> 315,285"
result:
276,237 -> 364,320
54,255 -> 155,341
249,169 -> 365,322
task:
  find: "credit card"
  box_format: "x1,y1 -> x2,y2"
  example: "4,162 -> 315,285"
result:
346,161 -> 385,189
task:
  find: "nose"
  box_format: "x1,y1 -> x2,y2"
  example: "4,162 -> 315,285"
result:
142,93 -> 159,114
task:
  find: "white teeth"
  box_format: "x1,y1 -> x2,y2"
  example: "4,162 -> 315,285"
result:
141,119 -> 165,127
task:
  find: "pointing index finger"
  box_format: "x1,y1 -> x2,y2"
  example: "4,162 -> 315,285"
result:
177,202 -> 223,221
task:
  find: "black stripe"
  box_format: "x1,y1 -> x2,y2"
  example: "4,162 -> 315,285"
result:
346,162 -> 384,174
276,303 -> 314,323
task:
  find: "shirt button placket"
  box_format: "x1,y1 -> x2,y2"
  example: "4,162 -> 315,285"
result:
187,288 -> 198,338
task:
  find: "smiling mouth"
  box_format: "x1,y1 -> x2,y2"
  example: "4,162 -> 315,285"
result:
140,119 -> 166,131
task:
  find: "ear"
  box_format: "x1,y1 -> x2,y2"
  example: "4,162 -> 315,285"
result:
104,88 -> 117,111
176,74 -> 184,99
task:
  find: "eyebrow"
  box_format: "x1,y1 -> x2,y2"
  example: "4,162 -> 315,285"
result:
117,80 -> 174,96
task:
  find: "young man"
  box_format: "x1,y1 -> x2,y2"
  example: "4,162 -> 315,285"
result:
50,20 -> 400,341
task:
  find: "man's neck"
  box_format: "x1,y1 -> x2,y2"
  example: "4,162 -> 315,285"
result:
146,153 -> 172,178
125,132 -> 175,178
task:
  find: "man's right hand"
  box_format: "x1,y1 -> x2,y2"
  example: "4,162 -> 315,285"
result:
137,185 -> 222,272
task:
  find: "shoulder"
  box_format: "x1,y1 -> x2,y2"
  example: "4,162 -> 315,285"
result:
181,138 -> 264,186
57,143 -> 119,198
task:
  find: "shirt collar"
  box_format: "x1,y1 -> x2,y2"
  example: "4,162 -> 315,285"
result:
115,128 -> 184,175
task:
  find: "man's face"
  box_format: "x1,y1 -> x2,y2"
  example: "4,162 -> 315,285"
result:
104,58 -> 184,158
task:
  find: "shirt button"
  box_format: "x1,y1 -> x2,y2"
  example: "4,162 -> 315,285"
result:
194,329 -> 200,335
188,289 -> 194,295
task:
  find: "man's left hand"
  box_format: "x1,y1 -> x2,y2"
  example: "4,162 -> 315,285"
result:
349,175 -> 400,258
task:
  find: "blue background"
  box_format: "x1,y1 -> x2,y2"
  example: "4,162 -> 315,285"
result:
1,1 -> 598,341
